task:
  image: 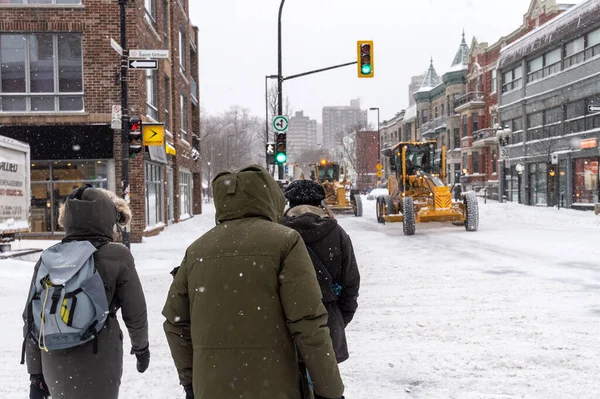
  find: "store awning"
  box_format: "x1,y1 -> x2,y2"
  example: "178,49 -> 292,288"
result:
166,143 -> 177,156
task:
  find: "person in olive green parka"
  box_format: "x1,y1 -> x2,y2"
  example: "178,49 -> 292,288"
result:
162,164 -> 344,399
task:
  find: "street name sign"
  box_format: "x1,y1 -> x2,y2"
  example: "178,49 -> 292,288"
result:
128,59 -> 158,70
111,38 -> 123,56
129,49 -> 169,59
273,116 -> 289,133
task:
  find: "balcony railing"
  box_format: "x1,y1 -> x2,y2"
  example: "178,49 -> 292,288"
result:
190,78 -> 198,105
454,92 -> 484,109
472,128 -> 498,145
421,115 -> 447,135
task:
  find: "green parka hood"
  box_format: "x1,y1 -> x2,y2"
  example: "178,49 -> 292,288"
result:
212,164 -> 285,224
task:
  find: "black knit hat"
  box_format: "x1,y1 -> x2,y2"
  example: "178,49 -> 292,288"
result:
284,179 -> 326,208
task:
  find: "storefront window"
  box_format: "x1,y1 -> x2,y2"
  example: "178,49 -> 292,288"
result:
573,158 -> 599,204
179,170 -> 192,218
528,163 -> 547,206
146,163 -> 163,227
559,160 -> 567,207
29,160 -> 110,234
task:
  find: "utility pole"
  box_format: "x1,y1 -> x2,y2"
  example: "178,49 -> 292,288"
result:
119,0 -> 131,248
277,0 -> 285,180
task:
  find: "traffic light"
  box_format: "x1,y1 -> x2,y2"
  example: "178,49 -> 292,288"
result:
128,117 -> 144,158
357,40 -> 374,78
276,133 -> 287,163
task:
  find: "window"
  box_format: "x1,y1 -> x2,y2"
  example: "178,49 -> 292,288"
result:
145,163 -> 163,227
164,76 -> 171,131
146,70 -> 158,120
491,70 -> 497,93
178,27 -> 186,71
421,109 -> 428,124
0,33 -> 83,112
565,37 -> 585,67
566,100 -> 585,133
527,49 -> 561,83
463,153 -> 468,172
574,158 -> 599,204
472,113 -> 479,133
472,152 -> 480,174
144,0 -> 156,25
434,107 -> 438,119
527,112 -> 543,141
586,28 -> 600,59
527,55 -> 543,82
162,0 -> 169,48
544,107 -> 562,137
441,104 -> 445,118
453,129 -> 460,149
502,65 -> 523,93
180,94 -> 188,142
492,150 -> 497,174
462,115 -> 468,137
179,170 -> 192,217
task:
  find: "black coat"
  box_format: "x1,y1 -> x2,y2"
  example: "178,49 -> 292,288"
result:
281,205 -> 360,363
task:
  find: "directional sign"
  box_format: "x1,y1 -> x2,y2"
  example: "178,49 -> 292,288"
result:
110,38 -> 123,56
589,105 -> 600,113
499,147 -> 509,160
128,59 -> 158,70
129,49 -> 169,59
266,143 -> 275,154
376,163 -> 383,171
111,105 -> 122,129
142,124 -> 165,146
273,116 -> 289,133
376,170 -> 383,178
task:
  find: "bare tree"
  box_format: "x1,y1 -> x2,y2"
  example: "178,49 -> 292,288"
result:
295,147 -> 333,165
340,122 -> 376,190
267,83 -> 292,140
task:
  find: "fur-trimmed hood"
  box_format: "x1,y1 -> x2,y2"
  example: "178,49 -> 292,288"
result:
58,188 -> 132,240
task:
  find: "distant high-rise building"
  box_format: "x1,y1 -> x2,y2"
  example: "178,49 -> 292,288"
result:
408,74 -> 426,107
322,99 -> 368,149
288,111 -> 318,162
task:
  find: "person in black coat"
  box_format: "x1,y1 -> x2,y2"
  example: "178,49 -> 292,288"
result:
281,179 -> 360,364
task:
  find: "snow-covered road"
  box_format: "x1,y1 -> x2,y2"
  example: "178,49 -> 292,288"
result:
1,198 -> 599,398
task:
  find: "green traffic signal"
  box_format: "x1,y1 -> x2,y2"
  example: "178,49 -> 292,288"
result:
361,64 -> 372,74
276,153 -> 287,163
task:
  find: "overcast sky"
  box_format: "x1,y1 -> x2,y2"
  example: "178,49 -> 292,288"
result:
190,0 -> 577,126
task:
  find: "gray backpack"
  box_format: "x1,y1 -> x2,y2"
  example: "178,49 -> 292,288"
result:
23,241 -> 109,352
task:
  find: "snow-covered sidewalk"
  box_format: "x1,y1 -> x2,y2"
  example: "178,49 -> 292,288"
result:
1,199 -> 599,398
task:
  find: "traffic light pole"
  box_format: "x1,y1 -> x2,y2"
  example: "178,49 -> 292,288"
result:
119,0 -> 131,248
282,61 -> 357,81
277,0 -> 285,180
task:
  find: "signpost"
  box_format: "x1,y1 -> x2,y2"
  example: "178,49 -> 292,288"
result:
142,124 -> 165,146
128,59 -> 158,70
111,105 -> 122,129
272,115 -> 289,133
129,49 -> 169,59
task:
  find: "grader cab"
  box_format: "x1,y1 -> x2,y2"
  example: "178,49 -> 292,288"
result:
376,141 -> 478,235
311,160 -> 363,217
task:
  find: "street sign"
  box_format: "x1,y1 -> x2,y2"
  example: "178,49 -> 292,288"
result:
129,49 -> 169,59
142,123 -> 165,146
580,138 -> 598,149
376,170 -> 383,178
128,59 -> 158,70
376,163 -> 383,171
111,38 -> 123,56
499,147 -> 509,160
273,116 -> 289,133
551,153 -> 559,165
111,105 -> 122,129
588,105 -> 600,113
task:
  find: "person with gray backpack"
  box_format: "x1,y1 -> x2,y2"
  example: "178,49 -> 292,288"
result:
21,186 -> 150,399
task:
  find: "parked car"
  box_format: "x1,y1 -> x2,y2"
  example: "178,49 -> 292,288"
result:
367,188 -> 389,200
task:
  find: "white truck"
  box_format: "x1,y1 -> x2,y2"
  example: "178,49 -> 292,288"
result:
0,135 -> 31,252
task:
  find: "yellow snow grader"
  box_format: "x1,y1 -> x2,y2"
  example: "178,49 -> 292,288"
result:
310,160 -> 363,217
376,141 -> 478,235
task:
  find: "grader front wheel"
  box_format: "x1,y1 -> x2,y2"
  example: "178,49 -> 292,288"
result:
464,192 -> 479,232
376,197 -> 385,223
402,196 -> 416,236
352,195 -> 363,217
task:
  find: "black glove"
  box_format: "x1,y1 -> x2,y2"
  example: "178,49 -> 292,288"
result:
29,374 -> 50,399
184,384 -> 194,398
131,345 -> 150,373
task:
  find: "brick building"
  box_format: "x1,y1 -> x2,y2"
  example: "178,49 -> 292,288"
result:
456,0 -> 572,197
0,0 -> 201,242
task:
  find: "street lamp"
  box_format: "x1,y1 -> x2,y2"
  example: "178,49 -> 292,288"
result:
515,163 -> 524,204
495,125 -> 513,203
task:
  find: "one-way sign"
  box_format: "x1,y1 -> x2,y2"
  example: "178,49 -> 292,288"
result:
128,59 -> 158,70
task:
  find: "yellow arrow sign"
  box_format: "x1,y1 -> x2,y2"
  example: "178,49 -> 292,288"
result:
376,163 -> 383,171
142,123 -> 165,146
376,170 -> 383,178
